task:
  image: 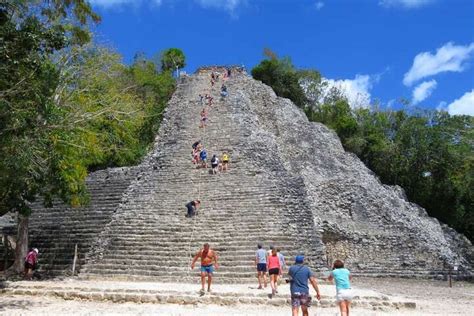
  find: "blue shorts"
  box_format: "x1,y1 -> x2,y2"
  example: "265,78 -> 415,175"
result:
200,265 -> 214,274
257,263 -> 267,272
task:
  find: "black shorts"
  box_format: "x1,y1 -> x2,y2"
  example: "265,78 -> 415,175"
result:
211,164 -> 218,168
223,161 -> 229,164
24,262 -> 36,270
269,268 -> 280,275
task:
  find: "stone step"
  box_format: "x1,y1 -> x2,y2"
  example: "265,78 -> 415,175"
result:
90,243 -> 309,251
0,281 -> 417,310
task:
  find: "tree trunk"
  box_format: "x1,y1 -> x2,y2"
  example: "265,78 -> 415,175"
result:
13,214 -> 28,274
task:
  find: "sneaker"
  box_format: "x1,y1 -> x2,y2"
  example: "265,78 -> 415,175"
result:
199,289 -> 205,296
257,286 -> 263,290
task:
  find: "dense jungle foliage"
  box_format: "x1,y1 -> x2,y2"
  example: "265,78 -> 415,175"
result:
0,1 -> 182,216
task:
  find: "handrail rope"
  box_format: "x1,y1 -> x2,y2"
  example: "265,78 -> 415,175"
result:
187,79 -> 209,279
186,74 -> 225,280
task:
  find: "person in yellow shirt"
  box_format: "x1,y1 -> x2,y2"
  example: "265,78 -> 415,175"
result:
221,152 -> 230,171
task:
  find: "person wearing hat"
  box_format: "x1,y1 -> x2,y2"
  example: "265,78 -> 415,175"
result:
24,248 -> 39,280
288,255 -> 321,316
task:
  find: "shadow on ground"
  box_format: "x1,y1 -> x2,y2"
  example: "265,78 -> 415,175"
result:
0,296 -> 50,313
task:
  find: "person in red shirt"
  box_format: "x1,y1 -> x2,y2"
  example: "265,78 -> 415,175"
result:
24,248 -> 38,280
267,248 -> 281,297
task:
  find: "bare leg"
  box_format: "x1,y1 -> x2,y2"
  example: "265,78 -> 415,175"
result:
292,306 -> 299,316
339,301 -> 348,316
207,273 -> 212,292
346,300 -> 351,316
26,268 -> 33,280
264,273 -> 268,287
200,272 -> 206,291
270,274 -> 276,295
257,271 -> 263,288
270,275 -> 274,293
301,305 -> 309,316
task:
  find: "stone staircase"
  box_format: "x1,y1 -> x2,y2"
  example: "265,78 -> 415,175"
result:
79,70 -> 326,282
27,167 -> 140,276
4,66 -> 471,281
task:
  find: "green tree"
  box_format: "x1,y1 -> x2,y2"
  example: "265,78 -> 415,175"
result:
0,0 -> 100,272
160,48 -> 186,74
251,50 -> 308,108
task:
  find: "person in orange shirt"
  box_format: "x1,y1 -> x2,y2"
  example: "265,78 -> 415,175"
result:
191,243 -> 219,294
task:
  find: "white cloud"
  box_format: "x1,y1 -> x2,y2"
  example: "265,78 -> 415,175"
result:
89,0 -> 162,7
436,101 -> 447,112
89,0 -> 243,13
315,1 -> 324,10
447,90 -> 474,116
403,42 -> 474,86
386,99 -> 396,108
379,0 -> 434,8
196,0 -> 244,12
412,80 -> 437,104
323,74 -> 376,108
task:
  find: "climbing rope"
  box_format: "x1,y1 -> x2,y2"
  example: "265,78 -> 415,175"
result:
186,71 -> 228,281
187,76 -> 209,279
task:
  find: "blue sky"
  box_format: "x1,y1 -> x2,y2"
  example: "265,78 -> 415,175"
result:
89,0 -> 474,115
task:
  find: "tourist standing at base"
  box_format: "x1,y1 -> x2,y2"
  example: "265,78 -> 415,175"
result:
191,243 -> 218,294
328,260 -> 353,316
288,255 -> 321,316
277,248 -> 286,282
255,244 -> 267,289
267,248 -> 281,297
24,248 -> 39,280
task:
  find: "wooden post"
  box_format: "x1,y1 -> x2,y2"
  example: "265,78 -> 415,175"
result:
72,244 -> 78,276
3,234 -> 8,276
449,268 -> 452,288
13,214 -> 28,274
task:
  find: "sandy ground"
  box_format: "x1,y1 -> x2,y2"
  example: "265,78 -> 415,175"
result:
0,278 -> 473,315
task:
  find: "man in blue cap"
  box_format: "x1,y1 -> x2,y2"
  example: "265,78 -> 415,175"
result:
288,255 -> 321,316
